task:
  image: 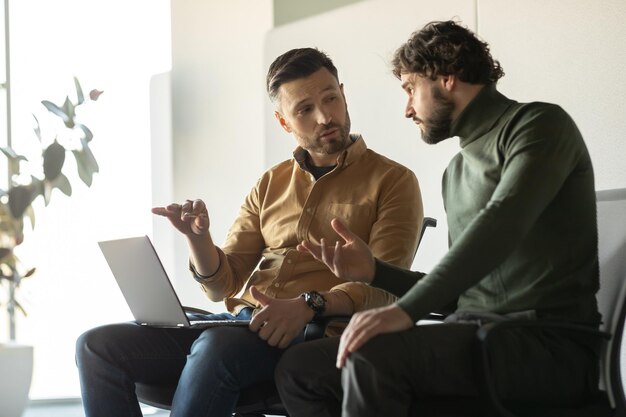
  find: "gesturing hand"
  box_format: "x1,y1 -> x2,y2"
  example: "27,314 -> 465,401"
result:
152,199 -> 210,236
336,304 -> 414,368
297,218 -> 376,283
248,286 -> 314,349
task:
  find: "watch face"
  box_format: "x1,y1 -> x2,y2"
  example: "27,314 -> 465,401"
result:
304,291 -> 326,313
309,292 -> 325,308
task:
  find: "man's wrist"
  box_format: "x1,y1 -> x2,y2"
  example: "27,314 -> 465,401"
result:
301,291 -> 327,317
187,232 -> 220,279
320,290 -> 354,316
189,259 -> 220,281
297,296 -> 316,321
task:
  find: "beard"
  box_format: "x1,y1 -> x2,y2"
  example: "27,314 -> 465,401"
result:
418,85 -> 455,145
300,111 -> 352,155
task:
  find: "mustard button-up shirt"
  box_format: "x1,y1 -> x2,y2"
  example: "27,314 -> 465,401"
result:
195,135 -> 423,313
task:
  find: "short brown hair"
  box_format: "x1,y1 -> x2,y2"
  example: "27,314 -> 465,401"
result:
266,48 -> 339,103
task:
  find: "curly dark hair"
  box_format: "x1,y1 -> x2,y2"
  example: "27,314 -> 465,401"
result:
392,20 -> 504,84
266,48 -> 339,103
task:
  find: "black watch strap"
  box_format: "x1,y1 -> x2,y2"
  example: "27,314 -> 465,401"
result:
301,291 -> 327,316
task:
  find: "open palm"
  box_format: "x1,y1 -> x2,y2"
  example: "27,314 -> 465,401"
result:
297,218 -> 375,283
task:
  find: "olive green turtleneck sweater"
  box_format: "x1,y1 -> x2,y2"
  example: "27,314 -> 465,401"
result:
373,84 -> 600,325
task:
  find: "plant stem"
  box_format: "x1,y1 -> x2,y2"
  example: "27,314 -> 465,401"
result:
4,0 -> 13,177
8,276 -> 16,341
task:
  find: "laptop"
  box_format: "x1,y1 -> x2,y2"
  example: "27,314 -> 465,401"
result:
98,235 -> 250,328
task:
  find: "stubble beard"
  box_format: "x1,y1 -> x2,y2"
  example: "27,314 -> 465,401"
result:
306,111 -> 352,155
420,85 -> 455,145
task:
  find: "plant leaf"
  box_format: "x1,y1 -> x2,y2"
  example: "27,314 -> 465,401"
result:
74,76 -> 84,105
7,186 -> 34,218
1,146 -> 28,177
42,100 -> 69,123
43,180 -> 52,205
23,267 -> 36,278
30,175 -> 44,195
62,96 -> 75,128
72,141 -> 99,186
24,204 -> 36,229
51,172 -> 72,197
43,140 -> 66,181
76,123 -> 94,142
32,114 -> 42,141
0,146 -> 28,162
14,299 -> 27,317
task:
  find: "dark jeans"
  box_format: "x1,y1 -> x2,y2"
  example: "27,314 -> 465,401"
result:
275,322 -> 600,417
76,308 -> 299,417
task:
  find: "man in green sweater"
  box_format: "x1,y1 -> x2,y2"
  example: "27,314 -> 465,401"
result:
274,20 -> 601,416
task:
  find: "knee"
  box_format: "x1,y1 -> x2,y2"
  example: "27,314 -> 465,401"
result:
187,327 -> 255,373
75,323 -> 132,367
76,326 -> 107,365
190,327 -> 236,359
343,334 -> 398,378
275,339 -> 339,390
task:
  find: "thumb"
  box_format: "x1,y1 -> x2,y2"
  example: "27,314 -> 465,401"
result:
331,217 -> 358,243
249,285 -> 271,307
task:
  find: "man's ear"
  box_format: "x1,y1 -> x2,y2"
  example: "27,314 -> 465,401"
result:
275,111 -> 292,133
440,74 -> 457,92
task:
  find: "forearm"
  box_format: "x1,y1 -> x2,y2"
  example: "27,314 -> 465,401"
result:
327,282 -> 398,313
187,232 -> 220,277
370,258 -> 425,297
321,290 -> 355,316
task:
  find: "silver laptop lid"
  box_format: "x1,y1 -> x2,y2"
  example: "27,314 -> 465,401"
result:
98,236 -> 191,327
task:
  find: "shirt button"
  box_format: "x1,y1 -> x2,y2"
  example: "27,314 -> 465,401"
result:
286,259 -> 293,264
274,282 -> 280,287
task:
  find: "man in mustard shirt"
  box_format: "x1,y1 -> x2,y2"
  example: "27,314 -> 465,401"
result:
76,48 -> 423,417
277,21 -> 601,416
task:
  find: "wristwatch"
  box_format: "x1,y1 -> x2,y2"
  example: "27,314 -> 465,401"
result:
301,291 -> 327,317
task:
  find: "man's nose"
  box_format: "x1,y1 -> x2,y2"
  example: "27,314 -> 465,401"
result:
316,108 -> 332,125
405,98 -> 415,119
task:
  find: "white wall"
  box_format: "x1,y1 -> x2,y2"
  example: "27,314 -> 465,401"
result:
169,0 -> 626,302
263,0 -> 626,271
168,0 -> 273,310
150,72 -> 176,277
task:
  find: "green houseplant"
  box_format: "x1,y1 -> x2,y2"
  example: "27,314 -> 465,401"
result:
0,77 -> 102,342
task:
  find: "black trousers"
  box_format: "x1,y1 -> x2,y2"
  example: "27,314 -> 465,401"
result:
274,322 -> 599,417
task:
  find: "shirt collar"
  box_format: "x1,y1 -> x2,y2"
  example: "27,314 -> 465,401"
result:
293,134 -> 366,171
450,84 -> 515,148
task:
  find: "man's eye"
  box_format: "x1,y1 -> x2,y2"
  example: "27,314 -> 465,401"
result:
298,107 -> 312,115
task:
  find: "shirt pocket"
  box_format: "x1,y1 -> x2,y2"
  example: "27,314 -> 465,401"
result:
324,203 -> 374,242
